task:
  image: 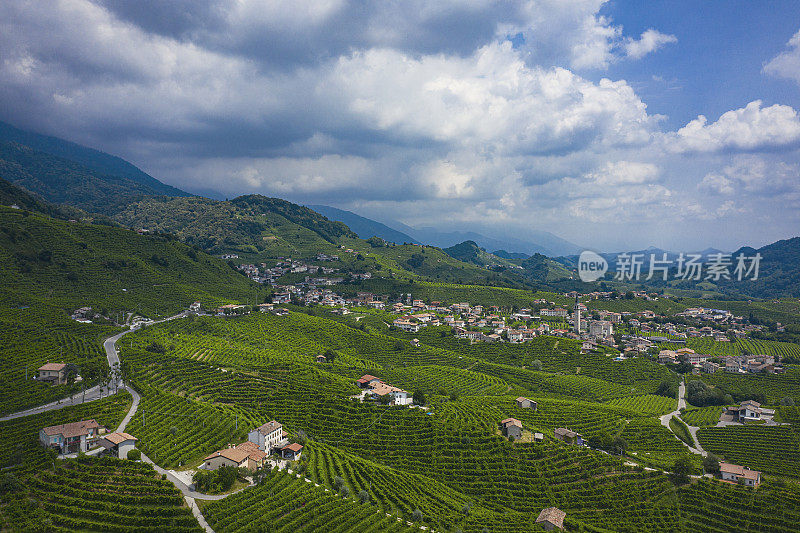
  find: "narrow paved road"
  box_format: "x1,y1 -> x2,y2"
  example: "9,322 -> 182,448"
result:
659,380 -> 707,457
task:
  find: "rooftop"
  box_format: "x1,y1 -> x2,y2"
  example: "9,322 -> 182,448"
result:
536,507 -> 566,527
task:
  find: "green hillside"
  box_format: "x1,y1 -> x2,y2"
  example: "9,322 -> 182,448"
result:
0,206 -> 261,414
0,142 -> 178,213
0,120 -> 189,197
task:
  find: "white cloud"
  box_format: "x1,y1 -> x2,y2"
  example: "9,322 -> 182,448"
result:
330,43 -> 658,153
764,29 -> 800,85
666,100 -> 800,153
698,173 -> 734,195
623,29 -> 677,60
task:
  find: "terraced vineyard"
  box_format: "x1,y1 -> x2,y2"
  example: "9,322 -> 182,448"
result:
0,304 -> 115,416
621,418 -> 700,471
605,394 -> 677,415
655,337 -> 800,359
677,478 -> 800,532
681,406 -> 725,427
203,467 -> 421,533
0,457 -> 200,532
688,368 -> 800,405
696,425 -> 800,477
0,392 -> 131,469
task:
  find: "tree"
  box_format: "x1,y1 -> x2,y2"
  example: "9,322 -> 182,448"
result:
324,349 -> 337,363
126,449 -> 141,461
611,436 -> 628,455
780,397 -> 796,406
703,453 -> 720,474
412,390 -> 427,406
531,359 -> 543,371
412,509 -> 423,522
358,489 -> 370,503
671,455 -> 693,485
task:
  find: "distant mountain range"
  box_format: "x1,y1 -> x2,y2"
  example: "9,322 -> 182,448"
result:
1,119 -> 799,298
308,204 -> 582,256
306,205 -> 421,245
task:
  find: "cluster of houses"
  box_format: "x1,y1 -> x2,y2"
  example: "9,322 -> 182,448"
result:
355,375 -> 412,405
38,419 -> 138,459
203,420 -> 304,471
657,349 -> 783,374
229,256 -> 344,285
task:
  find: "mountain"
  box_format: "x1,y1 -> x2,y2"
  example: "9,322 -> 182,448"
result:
493,250 -> 529,260
112,195 -> 357,255
306,204 -> 419,244
716,237 -> 800,298
0,204 -> 259,315
0,142 -> 186,214
0,120 -> 188,197
386,220 -> 582,257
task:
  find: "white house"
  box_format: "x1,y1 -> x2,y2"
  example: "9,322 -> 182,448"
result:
589,320 -> 614,337
720,462 -> 761,487
248,420 -> 286,452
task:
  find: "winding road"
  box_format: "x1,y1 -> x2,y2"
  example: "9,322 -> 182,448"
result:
659,381 -> 707,457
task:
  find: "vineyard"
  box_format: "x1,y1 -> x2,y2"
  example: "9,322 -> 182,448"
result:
696,425 -> 800,477
0,303 -> 114,416
654,337 -> 800,359
677,478 -> 800,532
0,456 -> 200,532
202,467 -> 421,533
605,394 -> 677,415
687,368 -> 800,405
0,392 -> 131,469
680,406 -> 724,427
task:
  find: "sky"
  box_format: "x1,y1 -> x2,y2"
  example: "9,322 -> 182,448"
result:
1,0 -> 799,252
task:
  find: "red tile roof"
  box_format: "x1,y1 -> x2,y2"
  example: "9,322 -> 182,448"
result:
102,432 -> 137,445
38,363 -> 67,372
42,419 -> 101,439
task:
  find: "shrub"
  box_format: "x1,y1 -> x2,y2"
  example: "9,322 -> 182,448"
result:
126,449 -> 141,461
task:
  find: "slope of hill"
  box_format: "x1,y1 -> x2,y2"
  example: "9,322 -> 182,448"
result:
719,238 -> 800,298
0,206 -> 259,314
307,204 -> 420,244
444,240 -> 574,283
0,142 -> 181,213
0,120 -> 188,197
112,195 -> 356,255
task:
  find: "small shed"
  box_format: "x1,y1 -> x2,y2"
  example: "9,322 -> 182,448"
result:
515,397 -> 537,410
280,442 -> 304,461
500,418 -> 523,440
98,432 -> 138,459
534,432 -> 544,442
554,428 -> 583,445
536,507 -> 566,531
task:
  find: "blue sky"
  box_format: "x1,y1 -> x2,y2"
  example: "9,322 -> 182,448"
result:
0,1 -> 799,252
602,1 -> 800,128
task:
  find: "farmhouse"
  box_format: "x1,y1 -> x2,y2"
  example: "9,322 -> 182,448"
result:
720,462 -> 761,488
366,382 -> 412,405
516,397 -> 537,410
204,442 -> 268,470
535,507 -> 566,531
39,419 -> 105,454
97,432 -> 138,459
500,418 -> 523,440
37,363 -> 68,385
355,374 -> 381,388
554,428 -> 583,445
248,420 -> 286,452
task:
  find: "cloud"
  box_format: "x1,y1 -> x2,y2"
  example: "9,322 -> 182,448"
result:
698,173 -> 734,195
666,100 -> 800,153
623,29 -> 677,60
764,29 -> 800,85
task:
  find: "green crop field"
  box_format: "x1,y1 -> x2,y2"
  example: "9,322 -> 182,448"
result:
0,392 -> 131,469
687,368 -> 800,405
0,456 -> 200,532
606,394 -> 677,415
681,406 -> 725,427
696,425 -> 800,477
677,478 -> 800,532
